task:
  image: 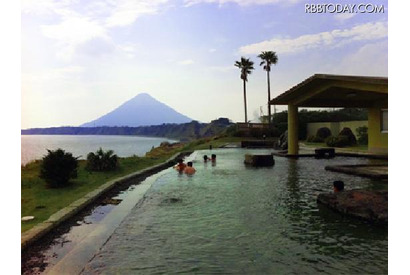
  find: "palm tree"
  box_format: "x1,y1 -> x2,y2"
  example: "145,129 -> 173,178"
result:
258,51 -> 278,125
234,57 -> 255,123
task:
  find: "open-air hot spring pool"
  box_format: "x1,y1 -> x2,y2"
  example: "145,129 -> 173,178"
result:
83,148 -> 387,274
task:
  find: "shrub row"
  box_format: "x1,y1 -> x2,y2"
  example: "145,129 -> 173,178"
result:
40,148 -> 118,188
307,126 -> 368,147
325,127 -> 357,147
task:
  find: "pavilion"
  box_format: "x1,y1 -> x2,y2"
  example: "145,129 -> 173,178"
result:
270,74 -> 388,155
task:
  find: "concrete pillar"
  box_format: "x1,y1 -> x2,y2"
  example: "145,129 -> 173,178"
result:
368,107 -> 388,154
288,104 -> 299,155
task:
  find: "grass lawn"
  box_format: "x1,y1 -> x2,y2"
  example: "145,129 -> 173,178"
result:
21,152 -> 178,233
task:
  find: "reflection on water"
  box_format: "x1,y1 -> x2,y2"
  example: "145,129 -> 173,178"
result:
83,149 -> 387,274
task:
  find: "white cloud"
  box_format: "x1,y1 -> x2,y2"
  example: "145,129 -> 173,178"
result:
23,66 -> 85,83
41,16 -> 108,60
178,59 -> 195,65
330,41 -> 387,76
116,43 -> 139,58
239,21 -> 388,55
21,0 -> 72,15
28,0 -> 170,61
105,0 -> 169,27
209,48 -> 217,53
334,13 -> 356,22
184,0 -> 300,7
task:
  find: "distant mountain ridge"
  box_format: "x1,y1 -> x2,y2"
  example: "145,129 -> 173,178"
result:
22,118 -> 233,141
81,93 -> 192,127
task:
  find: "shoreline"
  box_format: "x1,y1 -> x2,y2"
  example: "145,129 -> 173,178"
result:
21,134 -> 180,166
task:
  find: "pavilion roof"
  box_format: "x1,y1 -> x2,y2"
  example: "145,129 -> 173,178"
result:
270,74 -> 387,108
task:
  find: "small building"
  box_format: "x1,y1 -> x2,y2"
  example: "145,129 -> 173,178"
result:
270,74 -> 387,155
236,122 -> 269,136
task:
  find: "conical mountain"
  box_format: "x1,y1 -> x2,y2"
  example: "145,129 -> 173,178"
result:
81,93 -> 192,127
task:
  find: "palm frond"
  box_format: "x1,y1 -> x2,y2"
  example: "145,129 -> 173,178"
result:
258,51 -> 278,71
235,57 -> 254,81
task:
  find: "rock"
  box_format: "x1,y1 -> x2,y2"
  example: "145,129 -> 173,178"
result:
244,154 -> 275,167
276,130 -> 288,150
338,127 -> 357,145
101,198 -> 122,205
317,189 -> 387,223
315,127 -> 332,140
315,148 -> 335,159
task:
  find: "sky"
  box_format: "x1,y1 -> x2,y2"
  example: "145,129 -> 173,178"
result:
21,0 -> 388,128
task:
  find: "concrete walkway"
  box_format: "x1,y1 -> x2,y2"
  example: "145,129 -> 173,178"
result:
325,164 -> 388,180
273,143 -> 388,160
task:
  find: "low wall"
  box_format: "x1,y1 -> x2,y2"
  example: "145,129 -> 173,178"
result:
307,121 -> 368,139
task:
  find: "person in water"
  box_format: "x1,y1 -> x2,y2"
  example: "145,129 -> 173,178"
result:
184,161 -> 196,175
333,180 -> 344,193
211,154 -> 216,162
203,155 -> 209,162
174,158 -> 186,172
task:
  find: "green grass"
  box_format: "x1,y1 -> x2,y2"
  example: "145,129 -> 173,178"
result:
21,152 -> 177,233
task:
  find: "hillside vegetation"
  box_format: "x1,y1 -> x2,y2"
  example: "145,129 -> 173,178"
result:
22,118 -> 232,141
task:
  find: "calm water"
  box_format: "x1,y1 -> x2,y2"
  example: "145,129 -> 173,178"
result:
82,149 -> 387,274
21,135 -> 177,165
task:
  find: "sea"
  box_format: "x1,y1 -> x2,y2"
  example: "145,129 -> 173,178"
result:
21,135 -> 177,165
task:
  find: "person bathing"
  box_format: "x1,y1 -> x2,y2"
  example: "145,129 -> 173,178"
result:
184,161 -> 196,175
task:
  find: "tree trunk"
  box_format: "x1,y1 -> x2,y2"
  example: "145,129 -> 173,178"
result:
267,70 -> 271,126
243,78 -> 248,123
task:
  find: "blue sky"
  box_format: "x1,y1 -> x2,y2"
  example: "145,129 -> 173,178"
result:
21,0 -> 388,128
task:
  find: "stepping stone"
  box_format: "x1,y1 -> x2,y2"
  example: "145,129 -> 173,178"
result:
244,154 -> 275,167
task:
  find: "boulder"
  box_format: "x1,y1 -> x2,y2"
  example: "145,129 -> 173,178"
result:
317,189 -> 387,223
244,154 -> 275,167
338,127 -> 357,145
276,130 -> 288,150
315,127 -> 332,141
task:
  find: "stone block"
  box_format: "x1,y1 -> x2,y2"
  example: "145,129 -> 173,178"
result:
244,154 -> 275,167
315,148 -> 335,158
317,189 -> 387,223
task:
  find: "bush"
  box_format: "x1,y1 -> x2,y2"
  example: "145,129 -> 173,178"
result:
356,126 -> 368,145
312,136 -> 325,143
325,135 -> 350,147
40,149 -> 78,188
339,127 -> 357,145
306,135 -> 315,142
86,148 -> 118,171
316,127 -> 332,140
225,124 -> 239,136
